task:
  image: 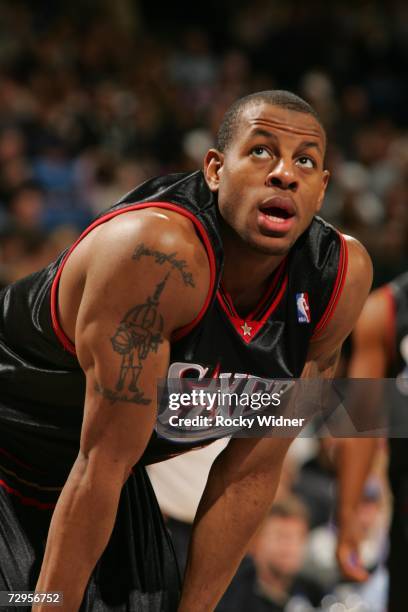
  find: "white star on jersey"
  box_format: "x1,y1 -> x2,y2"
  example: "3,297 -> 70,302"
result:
241,322 -> 252,336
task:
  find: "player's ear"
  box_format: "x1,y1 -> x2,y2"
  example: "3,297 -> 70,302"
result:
316,170 -> 330,212
204,149 -> 224,192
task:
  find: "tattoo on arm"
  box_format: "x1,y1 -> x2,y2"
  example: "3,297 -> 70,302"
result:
132,243 -> 196,288
94,274 -> 170,405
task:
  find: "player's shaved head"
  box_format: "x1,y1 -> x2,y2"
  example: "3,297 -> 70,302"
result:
216,90 -> 325,152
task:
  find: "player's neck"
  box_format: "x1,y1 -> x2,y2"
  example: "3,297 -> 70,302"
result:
221,234 -> 285,314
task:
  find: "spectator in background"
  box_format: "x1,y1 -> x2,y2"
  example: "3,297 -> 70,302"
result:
304,479 -> 388,612
7,180 -> 45,229
216,496 -> 325,612
0,219 -> 79,287
293,437 -> 337,529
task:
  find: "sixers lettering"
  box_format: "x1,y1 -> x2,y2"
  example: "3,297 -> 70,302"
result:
158,361 -> 294,441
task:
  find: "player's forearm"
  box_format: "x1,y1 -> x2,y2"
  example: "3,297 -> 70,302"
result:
35,453 -> 126,611
178,457 -> 282,612
336,438 -> 378,525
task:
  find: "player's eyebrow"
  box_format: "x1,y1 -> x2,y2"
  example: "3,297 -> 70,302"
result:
248,129 -> 323,153
297,140 -> 323,155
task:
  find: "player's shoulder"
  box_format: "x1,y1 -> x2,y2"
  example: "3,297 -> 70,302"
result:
308,231 -> 373,350
314,218 -> 372,284
59,206 -> 211,323
331,234 -> 373,327
94,207 -> 206,259
312,222 -> 373,297
85,209 -> 211,312
342,233 -> 372,287
305,218 -> 370,278
311,218 -> 371,268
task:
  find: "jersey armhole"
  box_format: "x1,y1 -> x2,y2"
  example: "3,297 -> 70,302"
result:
50,201 -> 217,355
311,231 -> 348,338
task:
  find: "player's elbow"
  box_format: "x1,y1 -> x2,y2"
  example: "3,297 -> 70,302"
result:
76,447 -> 133,490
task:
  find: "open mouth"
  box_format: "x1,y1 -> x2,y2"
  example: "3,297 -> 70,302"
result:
256,196 -> 297,236
259,205 -> 293,222
258,198 -> 296,226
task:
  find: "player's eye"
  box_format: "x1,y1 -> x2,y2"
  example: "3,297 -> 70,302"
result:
296,156 -> 316,169
251,146 -> 270,159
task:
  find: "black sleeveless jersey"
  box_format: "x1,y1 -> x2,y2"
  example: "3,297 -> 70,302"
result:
385,273 -> 408,474
0,170 -> 346,505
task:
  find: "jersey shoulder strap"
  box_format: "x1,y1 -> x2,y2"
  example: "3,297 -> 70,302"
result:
288,216 -> 347,336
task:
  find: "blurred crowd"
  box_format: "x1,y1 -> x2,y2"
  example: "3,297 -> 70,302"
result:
0,1 -> 406,609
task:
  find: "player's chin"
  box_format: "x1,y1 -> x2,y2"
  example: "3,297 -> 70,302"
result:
250,233 -> 294,256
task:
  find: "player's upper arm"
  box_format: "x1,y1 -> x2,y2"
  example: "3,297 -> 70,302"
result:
305,236 -> 373,376
73,212 -> 210,475
347,287 -> 392,378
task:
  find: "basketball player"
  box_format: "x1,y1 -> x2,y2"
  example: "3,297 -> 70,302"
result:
347,274 -> 408,612
0,91 -> 372,611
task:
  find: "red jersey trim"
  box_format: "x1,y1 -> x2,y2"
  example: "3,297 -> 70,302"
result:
382,284 -> 397,365
312,232 -> 348,337
50,202 -> 217,354
218,257 -> 287,321
0,480 -> 57,510
217,262 -> 288,344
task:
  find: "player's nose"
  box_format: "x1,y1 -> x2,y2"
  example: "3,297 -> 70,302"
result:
266,158 -> 298,191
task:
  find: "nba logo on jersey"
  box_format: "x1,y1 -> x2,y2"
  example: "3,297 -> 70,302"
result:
296,293 -> 311,323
